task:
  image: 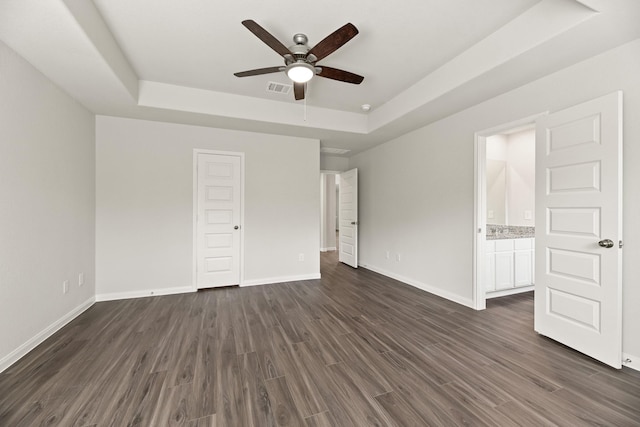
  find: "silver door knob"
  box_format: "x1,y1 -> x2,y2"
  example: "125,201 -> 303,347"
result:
598,239 -> 614,248
234,225 -> 239,230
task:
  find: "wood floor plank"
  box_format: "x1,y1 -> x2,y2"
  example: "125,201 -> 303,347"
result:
238,352 -> 276,427
375,391 -> 437,427
192,327 -> 217,420
264,376 -> 305,427
150,383 -> 197,426
1,251 -> 639,426
303,410 -> 336,427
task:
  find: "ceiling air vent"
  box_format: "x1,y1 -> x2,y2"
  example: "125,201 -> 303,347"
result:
266,81 -> 292,95
320,147 -> 351,155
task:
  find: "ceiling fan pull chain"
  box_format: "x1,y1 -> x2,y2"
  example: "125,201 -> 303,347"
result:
304,82 -> 307,121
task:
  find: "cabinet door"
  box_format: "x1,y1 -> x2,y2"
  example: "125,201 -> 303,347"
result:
485,252 -> 496,292
514,250 -> 532,286
495,252 -> 514,290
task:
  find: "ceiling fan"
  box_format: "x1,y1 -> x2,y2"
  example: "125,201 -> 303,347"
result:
234,20 -> 364,101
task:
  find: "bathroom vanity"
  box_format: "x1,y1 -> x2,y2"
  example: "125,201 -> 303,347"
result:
485,225 -> 535,298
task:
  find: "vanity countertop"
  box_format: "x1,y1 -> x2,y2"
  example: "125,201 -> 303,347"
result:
486,224 -> 535,240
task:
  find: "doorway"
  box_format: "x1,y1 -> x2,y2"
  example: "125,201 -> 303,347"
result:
320,171 -> 339,253
320,168 -> 358,268
473,114 -> 544,310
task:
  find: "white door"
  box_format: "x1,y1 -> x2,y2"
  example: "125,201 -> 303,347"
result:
196,153 -> 242,288
339,168 -> 358,268
535,91 -> 623,368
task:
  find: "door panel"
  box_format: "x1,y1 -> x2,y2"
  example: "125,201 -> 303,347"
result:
535,91 -> 622,368
339,168 -> 358,268
197,153 -> 242,288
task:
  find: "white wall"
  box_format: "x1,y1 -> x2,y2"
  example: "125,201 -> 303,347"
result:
0,41 -> 95,371
320,155 -> 349,172
506,129 -> 535,226
96,116 -> 320,299
349,39 -> 640,359
486,130 -> 536,226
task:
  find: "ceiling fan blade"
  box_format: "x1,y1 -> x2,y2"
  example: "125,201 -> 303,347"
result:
294,82 -> 305,100
242,20 -> 292,58
307,23 -> 358,62
317,66 -> 364,84
234,66 -> 283,77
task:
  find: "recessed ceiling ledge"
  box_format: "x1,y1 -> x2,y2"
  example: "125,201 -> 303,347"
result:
367,0 -> 598,134
138,80 -> 369,134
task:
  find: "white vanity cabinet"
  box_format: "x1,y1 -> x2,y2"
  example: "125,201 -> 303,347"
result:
485,238 -> 534,295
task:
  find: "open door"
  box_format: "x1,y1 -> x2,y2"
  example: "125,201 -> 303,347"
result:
339,168 -> 358,268
535,91 -> 623,368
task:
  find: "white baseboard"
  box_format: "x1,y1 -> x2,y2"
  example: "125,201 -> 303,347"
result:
95,286 -> 194,302
0,297 -> 95,373
486,285 -> 534,299
320,247 -> 337,252
241,273 -> 321,287
623,352 -> 640,371
359,263 -> 474,309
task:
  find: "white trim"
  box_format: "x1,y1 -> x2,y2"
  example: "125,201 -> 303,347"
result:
241,273 -> 321,287
360,263 -> 474,309
486,285 -> 534,299
95,286 -> 193,302
0,297 -> 95,373
320,247 -> 337,252
622,353 -> 640,372
193,149 -> 245,290
473,112 -> 547,311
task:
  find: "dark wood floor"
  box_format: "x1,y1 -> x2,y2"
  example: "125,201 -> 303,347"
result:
2,252 -> 640,426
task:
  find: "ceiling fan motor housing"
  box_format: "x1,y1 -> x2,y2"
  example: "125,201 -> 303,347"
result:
287,34 -> 313,65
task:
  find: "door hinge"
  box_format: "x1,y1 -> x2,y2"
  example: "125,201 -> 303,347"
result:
619,240 -> 624,248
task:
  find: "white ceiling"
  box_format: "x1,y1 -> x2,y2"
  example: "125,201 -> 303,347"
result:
92,0 -> 537,112
1,0 -> 639,155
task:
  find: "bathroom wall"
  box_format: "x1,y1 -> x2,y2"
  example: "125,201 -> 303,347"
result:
486,129 -> 535,225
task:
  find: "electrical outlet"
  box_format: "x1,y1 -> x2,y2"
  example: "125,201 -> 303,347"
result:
298,253 -> 304,262
396,253 -> 401,262
78,273 -> 84,286
63,280 -> 69,294
385,251 -> 390,260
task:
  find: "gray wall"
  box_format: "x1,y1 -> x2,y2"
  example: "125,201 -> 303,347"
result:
96,116 -> 320,298
0,41 -> 96,370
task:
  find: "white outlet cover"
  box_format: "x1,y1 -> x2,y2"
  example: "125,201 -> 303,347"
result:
79,273 -> 84,286
63,280 -> 69,294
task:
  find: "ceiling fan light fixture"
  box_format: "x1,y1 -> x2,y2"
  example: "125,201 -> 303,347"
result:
286,62 -> 315,83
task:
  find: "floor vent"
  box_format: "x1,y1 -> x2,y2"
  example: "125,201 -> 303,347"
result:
266,81 -> 292,94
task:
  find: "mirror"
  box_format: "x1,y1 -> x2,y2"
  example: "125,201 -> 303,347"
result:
486,159 -> 506,225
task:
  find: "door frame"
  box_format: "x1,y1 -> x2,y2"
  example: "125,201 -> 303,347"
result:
472,113 -> 547,310
320,170 -> 342,253
192,149 -> 245,291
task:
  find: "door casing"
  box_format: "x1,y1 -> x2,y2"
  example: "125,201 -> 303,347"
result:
473,113 -> 548,310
